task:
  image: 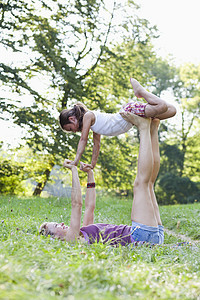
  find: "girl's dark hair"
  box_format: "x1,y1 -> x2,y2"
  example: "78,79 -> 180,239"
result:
59,102 -> 88,131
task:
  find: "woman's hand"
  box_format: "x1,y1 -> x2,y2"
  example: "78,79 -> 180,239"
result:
120,111 -> 139,124
80,162 -> 93,173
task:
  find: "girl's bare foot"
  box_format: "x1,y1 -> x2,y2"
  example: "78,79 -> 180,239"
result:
130,78 -> 147,98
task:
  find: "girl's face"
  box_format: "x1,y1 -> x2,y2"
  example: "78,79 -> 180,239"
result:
63,116 -> 79,132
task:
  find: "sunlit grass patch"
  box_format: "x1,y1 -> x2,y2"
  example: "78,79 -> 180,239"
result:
0,196 -> 200,299
160,203 -> 200,239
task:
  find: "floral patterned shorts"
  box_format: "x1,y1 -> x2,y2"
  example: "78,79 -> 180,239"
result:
122,101 -> 147,117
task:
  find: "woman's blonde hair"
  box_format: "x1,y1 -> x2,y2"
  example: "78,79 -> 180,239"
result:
39,222 -> 54,237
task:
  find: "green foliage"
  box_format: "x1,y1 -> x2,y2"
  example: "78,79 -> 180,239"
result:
184,133 -> 200,182
1,0 -> 199,197
0,196 -> 200,299
156,172 -> 199,205
0,147 -> 61,196
172,63 -> 200,178
0,151 -> 26,195
0,0 -> 172,195
147,57 -> 177,96
98,135 -> 138,195
160,143 -> 184,176
158,130 -> 200,205
82,40 -> 161,112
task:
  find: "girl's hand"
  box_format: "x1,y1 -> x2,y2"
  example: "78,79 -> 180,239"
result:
63,159 -> 76,169
80,162 -> 93,173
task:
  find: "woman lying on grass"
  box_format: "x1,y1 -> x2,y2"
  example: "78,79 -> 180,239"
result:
40,114 -> 164,246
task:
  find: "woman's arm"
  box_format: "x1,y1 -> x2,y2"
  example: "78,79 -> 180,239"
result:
80,163 -> 96,227
73,112 -> 94,166
63,160 -> 82,241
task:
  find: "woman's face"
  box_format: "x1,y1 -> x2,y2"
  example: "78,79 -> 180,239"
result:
46,222 -> 68,239
63,116 -> 79,132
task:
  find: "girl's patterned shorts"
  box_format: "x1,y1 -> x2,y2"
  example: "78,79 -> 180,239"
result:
123,101 -> 147,117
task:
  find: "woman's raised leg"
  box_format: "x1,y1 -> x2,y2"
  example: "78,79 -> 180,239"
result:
149,119 -> 162,225
128,114 -> 158,227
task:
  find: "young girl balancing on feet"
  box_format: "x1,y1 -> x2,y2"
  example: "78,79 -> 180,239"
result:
59,78 -> 176,169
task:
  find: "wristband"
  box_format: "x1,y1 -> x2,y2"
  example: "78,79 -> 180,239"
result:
87,182 -> 95,188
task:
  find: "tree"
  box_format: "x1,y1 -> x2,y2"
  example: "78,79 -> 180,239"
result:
184,133 -> 200,183
155,63 -> 200,204
159,143 -> 184,176
0,148 -> 26,195
1,0 -> 160,195
173,63 -> 200,177
156,172 -> 199,205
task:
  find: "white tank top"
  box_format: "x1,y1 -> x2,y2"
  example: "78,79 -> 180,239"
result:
90,110 -> 132,136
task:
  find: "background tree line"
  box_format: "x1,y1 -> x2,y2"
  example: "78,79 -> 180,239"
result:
0,0 -> 199,204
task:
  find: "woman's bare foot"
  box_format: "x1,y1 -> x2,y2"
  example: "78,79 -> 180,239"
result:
120,111 -> 151,130
130,78 -> 147,98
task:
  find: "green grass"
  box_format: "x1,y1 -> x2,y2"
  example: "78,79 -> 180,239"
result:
160,203 -> 200,240
0,195 -> 200,299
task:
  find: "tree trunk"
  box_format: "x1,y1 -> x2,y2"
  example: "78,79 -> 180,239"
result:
33,165 -> 54,196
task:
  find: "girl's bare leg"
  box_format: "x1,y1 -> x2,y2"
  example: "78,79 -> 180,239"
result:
130,78 -> 176,120
153,104 -> 177,120
129,114 -> 158,227
149,119 -> 162,225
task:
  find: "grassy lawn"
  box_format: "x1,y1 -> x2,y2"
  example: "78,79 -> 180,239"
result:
0,195 -> 200,299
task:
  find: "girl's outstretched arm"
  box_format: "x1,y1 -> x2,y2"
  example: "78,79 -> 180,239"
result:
73,112 -> 94,166
91,132 -> 101,168
77,132 -> 101,170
